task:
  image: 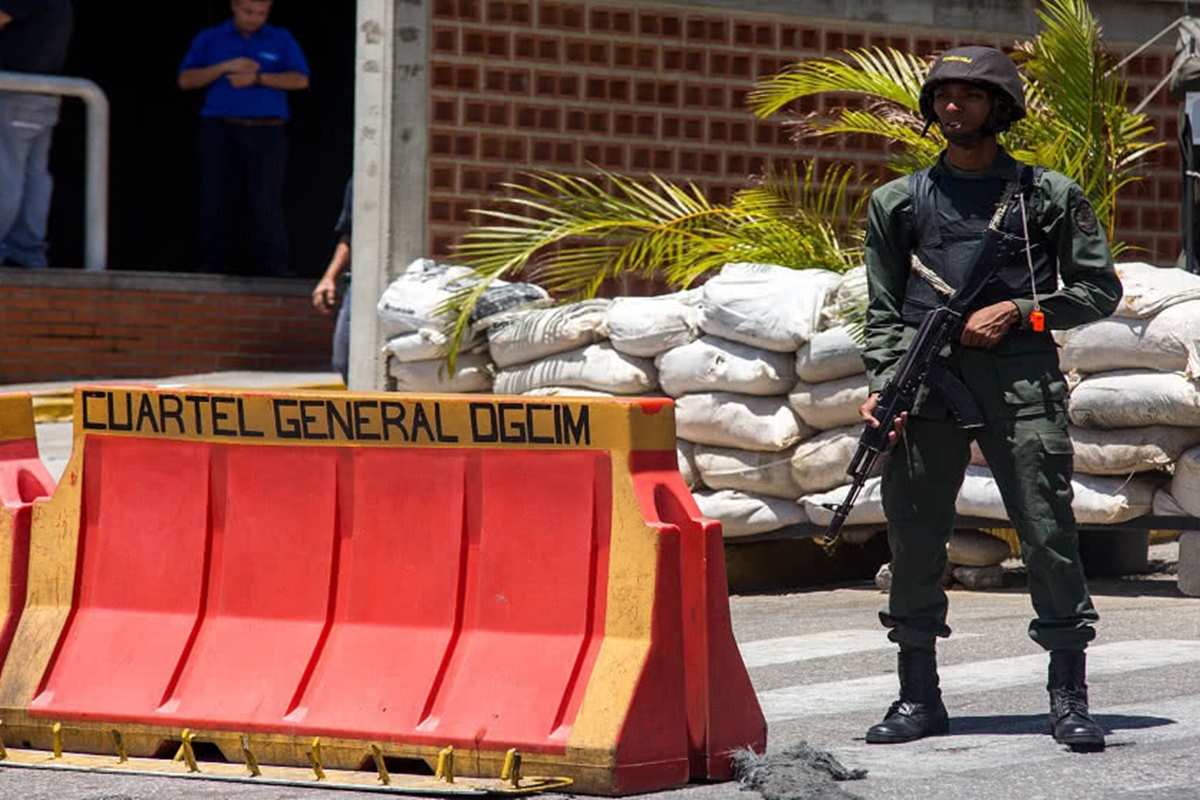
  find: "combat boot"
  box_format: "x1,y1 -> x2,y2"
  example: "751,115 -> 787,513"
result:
865,646 -> 950,744
1048,649 -> 1105,750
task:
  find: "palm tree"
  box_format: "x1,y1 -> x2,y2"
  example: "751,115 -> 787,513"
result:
440,0 -> 1161,368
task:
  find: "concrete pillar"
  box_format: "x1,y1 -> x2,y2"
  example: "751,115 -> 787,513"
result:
349,0 -> 429,390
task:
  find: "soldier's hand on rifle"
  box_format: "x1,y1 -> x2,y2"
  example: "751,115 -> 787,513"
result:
860,393 -> 907,450
961,301 -> 1022,348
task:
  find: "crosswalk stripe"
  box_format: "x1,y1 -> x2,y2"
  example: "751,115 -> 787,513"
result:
739,629 -> 981,669
758,639 -> 1200,723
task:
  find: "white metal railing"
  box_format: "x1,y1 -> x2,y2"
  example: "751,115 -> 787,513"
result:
0,71 -> 109,270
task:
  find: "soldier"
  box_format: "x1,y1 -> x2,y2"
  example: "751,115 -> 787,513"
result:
859,46 -> 1122,750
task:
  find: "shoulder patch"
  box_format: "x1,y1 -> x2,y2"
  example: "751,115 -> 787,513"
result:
1074,198 -> 1099,236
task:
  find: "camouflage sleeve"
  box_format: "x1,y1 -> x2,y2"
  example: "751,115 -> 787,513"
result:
861,179 -> 914,394
1009,175 -> 1122,330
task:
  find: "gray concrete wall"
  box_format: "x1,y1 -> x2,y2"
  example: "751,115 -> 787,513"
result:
351,0 -> 430,391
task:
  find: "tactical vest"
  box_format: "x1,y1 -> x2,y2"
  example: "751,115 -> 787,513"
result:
902,163 -> 1057,325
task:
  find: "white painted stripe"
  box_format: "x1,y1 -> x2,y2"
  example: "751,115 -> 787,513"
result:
759,639 -> 1200,723
739,630 -> 980,669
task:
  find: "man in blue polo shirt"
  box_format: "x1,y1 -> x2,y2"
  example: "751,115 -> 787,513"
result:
179,0 -> 309,277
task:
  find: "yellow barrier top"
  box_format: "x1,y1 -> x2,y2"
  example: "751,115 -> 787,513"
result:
0,394 -> 36,443
73,386 -> 677,452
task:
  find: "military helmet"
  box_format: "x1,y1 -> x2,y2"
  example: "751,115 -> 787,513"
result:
918,46 -> 1027,130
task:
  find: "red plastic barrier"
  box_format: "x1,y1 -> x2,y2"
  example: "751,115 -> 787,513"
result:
631,450 -> 764,781
7,388 -> 764,795
0,395 -> 54,672
32,437 -> 210,719
286,449 -> 611,748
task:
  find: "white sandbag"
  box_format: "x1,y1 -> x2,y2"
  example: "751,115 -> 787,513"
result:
796,327 -> 864,383
790,426 -> 861,495
674,392 -> 813,452
823,265 -> 868,331
377,259 -> 477,337
1068,370 -> 1200,428
947,529 -> 1011,567
1113,262 -> 1200,319
1055,300 -> 1200,377
378,259 -> 551,339
801,477 -> 886,527
656,336 -> 795,397
1170,445 -> 1200,517
382,328 -> 485,363
956,465 -> 1157,524
606,290 -> 702,357
693,489 -> 808,538
699,263 -> 843,352
1071,424 -> 1200,475
677,439 -> 701,490
522,386 -> 615,397
694,444 -> 800,500
468,281 -> 554,326
493,343 -> 657,395
789,374 -> 870,430
1072,473 -> 1160,524
486,300 -> 612,368
388,354 -> 493,393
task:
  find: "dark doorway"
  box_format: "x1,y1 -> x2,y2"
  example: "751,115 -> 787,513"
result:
47,0 -> 355,276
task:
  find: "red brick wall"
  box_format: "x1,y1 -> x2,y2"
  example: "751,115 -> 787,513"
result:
0,270 -> 334,384
427,0 -> 1182,265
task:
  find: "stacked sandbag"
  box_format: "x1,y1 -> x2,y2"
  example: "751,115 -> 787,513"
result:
606,290 -> 702,356
664,262 -> 849,538
378,259 -> 549,393
487,300 -> 612,368
956,465 -> 1162,525
487,301 -> 659,396
1059,264 -> 1200,519
699,262 -> 843,351
693,489 -> 807,538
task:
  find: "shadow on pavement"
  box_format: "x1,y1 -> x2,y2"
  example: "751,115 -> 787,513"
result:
1085,575 -> 1185,599
950,712 -> 1175,736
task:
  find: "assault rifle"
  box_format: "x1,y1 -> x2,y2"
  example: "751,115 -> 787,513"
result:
819,170 -> 1037,544
819,305 -> 984,543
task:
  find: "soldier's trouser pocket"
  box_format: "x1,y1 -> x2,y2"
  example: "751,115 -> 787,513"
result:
976,415 -> 1098,651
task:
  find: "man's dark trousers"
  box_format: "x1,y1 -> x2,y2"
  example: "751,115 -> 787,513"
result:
880,412 -> 1099,652
198,118 -> 289,276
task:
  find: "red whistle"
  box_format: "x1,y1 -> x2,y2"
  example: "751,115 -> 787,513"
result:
1030,309 -> 1045,332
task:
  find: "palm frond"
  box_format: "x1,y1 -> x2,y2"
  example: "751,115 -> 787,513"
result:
444,164 -> 874,367
748,47 -> 928,118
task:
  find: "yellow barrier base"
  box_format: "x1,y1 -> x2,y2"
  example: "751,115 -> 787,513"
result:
0,745 -> 571,796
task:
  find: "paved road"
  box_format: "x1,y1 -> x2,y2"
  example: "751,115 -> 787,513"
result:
12,424 -> 1200,799
0,548 -> 1195,800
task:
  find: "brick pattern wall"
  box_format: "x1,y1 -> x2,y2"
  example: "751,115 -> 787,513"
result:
428,0 -> 1182,266
1,274 -> 334,384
